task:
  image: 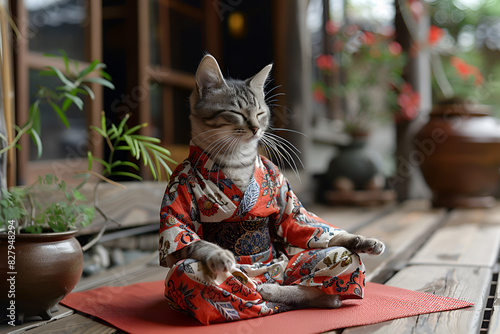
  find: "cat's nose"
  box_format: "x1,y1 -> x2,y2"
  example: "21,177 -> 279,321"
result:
250,127 -> 259,135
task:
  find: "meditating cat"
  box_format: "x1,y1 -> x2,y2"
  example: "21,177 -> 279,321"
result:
159,54 -> 385,324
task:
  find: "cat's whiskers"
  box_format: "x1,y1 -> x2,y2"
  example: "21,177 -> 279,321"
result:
210,132 -> 237,167
210,134 -> 237,184
264,85 -> 282,103
260,132 -> 304,181
201,134 -> 233,160
265,132 -> 304,169
191,128 -> 230,142
259,137 -> 274,166
219,135 -> 241,185
194,131 -> 236,170
228,136 -> 242,168
265,92 -> 285,103
267,102 -> 292,115
260,136 -> 291,174
268,127 -> 307,137
260,136 -> 285,171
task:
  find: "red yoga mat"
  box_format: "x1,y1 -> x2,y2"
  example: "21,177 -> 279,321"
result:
61,280 -> 473,334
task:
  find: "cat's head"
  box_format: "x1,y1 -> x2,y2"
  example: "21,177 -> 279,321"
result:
189,55 -> 272,155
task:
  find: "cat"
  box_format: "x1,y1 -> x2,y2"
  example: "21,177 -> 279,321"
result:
165,54 -> 385,312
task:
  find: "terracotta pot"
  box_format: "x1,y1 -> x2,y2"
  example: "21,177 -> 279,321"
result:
0,230 -> 83,323
415,101 -> 500,208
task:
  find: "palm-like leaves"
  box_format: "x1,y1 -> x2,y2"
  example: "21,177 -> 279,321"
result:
0,51 -> 175,234
88,113 -> 175,182
0,51 -> 114,158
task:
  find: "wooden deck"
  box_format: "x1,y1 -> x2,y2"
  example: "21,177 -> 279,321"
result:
2,199 -> 500,334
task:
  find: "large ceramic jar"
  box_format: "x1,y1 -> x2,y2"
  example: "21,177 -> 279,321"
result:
0,230 -> 83,323
415,100 -> 500,208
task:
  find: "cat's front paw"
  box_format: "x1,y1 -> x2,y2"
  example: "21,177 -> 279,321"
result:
349,236 -> 385,255
206,248 -> 236,275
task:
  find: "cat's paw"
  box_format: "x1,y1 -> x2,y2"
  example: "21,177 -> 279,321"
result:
349,236 -> 385,255
206,248 -> 236,275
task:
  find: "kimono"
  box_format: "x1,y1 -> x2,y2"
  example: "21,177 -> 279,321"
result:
159,145 -> 366,324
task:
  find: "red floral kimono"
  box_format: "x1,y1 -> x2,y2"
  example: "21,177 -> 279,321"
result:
159,145 -> 365,324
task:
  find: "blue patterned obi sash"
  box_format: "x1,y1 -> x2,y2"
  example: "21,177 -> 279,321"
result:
202,217 -> 270,256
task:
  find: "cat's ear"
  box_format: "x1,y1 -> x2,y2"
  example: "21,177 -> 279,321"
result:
195,54 -> 226,93
249,64 -> 272,91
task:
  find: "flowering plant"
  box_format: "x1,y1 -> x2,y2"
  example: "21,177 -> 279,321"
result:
313,22 -> 420,135
427,25 -> 485,103
403,0 -> 490,105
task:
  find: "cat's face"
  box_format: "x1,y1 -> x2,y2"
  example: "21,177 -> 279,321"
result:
189,55 -> 272,153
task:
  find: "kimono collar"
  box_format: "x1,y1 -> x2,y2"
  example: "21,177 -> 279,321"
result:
188,144 -> 221,173
187,144 -> 266,198
187,144 -> 232,186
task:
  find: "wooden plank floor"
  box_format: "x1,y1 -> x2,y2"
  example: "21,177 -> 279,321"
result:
2,200 -> 499,334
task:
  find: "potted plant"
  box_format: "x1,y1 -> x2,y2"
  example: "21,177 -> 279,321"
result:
0,52 -> 174,323
402,0 -> 500,208
313,22 -> 419,203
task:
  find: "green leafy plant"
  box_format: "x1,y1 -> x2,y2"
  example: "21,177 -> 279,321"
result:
0,175 -> 95,234
0,50 -> 114,158
89,112 -> 175,182
400,0 -> 500,109
0,52 -> 174,237
0,187 -> 27,230
313,23 -> 419,134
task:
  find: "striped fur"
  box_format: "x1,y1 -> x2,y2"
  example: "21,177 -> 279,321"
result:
190,55 -> 272,192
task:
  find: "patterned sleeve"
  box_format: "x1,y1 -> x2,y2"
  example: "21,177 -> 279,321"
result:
159,162 -> 201,267
271,168 -> 345,249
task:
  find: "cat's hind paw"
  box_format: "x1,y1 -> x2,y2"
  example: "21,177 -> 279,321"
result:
257,284 -> 342,309
257,283 -> 280,301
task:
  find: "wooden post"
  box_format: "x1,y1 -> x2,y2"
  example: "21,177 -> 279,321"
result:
12,0 -> 29,185
137,0 -> 151,137
158,0 -> 174,144
393,0 -> 432,200
0,0 -> 15,188
87,0 -> 104,161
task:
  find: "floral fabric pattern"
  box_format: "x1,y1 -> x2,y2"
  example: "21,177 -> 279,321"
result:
159,145 -> 366,324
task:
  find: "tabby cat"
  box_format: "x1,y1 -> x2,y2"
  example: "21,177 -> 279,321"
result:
168,54 -> 385,310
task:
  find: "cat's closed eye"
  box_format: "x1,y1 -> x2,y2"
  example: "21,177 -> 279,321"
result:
219,110 -> 246,124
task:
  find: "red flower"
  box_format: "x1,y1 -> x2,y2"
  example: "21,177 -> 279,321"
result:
428,25 -> 444,45
325,20 -> 339,35
316,54 -> 336,71
388,41 -> 402,56
198,195 -> 219,216
450,57 -> 483,86
397,83 -> 420,120
361,31 -> 376,45
313,86 -> 326,103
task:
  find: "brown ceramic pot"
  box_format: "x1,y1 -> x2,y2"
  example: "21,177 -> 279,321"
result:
0,230 -> 83,323
415,100 -> 500,208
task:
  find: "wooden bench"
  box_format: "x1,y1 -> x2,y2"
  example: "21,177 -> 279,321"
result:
2,200 -> 499,333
